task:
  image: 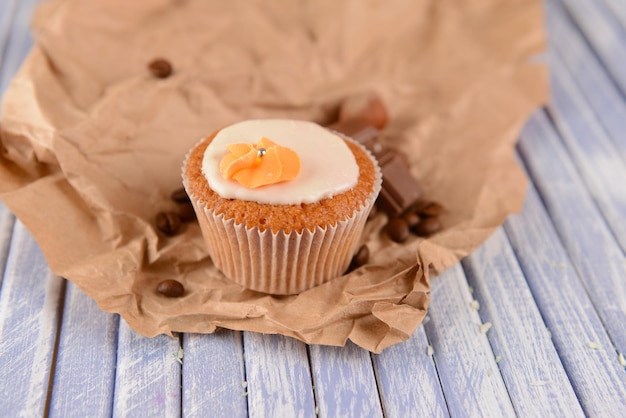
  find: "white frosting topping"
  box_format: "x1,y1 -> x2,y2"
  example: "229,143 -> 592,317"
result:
202,119 -> 359,204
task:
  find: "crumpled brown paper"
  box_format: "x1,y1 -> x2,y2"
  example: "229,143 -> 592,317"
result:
0,0 -> 546,353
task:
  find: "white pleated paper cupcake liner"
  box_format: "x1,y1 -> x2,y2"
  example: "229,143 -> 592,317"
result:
183,137 -> 381,295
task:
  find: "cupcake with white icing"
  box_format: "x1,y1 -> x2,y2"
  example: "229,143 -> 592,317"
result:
182,119 -> 381,294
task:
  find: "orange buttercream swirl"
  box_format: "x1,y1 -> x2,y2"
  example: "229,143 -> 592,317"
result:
219,137 -> 301,188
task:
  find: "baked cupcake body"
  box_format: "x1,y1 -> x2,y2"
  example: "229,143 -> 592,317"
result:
183,119 -> 381,294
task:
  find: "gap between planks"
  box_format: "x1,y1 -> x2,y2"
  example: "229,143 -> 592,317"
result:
43,279 -> 67,418
0,205 -> 16,292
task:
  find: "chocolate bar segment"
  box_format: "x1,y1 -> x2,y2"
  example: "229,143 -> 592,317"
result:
327,119 -> 379,149
378,154 -> 423,217
329,120 -> 422,217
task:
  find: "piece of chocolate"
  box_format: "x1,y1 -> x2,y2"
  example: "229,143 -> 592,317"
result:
368,143 -> 398,168
329,119 -> 422,217
327,119 -> 379,149
156,279 -> 185,297
377,154 -> 423,217
330,95 -> 447,239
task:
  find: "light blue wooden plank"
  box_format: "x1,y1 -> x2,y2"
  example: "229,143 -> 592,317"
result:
519,111 -> 626,354
505,184 -> 626,415
243,332 -> 316,418
463,228 -> 585,417
0,0 -> 38,95
602,0 -> 626,31
373,326 -> 449,418
0,221 -> 64,416
47,281 -> 119,418
309,342 -> 383,418
423,264 -> 515,418
112,322 -> 182,418
547,54 -> 626,253
547,0 -> 626,159
0,202 -> 15,288
182,330 -> 247,417
558,0 -> 626,95
0,1 -> 17,65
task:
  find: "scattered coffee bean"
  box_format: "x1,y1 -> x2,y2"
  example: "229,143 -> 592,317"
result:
386,217 -> 410,243
177,202 -> 196,223
413,200 -> 444,217
171,188 -> 191,204
413,216 -> 442,237
352,244 -> 370,267
402,211 -> 420,228
156,211 -> 182,236
156,279 -> 185,297
148,58 -> 173,78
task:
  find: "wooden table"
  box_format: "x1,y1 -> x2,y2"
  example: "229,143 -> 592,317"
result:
1,0 -> 625,416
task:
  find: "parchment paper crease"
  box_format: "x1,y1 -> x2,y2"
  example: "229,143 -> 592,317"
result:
0,0 -> 547,352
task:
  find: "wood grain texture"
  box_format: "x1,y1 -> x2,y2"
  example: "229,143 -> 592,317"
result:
424,264 -> 515,418
505,184 -> 626,416
112,321 -> 182,418
0,1 -> 17,59
559,0 -> 626,95
0,222 -> 64,416
519,111 -> 626,354
182,330 -> 247,417
243,332 -> 316,418
373,326 -> 449,418
463,228 -> 585,417
548,54 -> 626,251
547,0 -> 626,159
0,203 -> 15,288
47,282 -> 119,418
602,0 -> 626,29
309,342 -> 383,418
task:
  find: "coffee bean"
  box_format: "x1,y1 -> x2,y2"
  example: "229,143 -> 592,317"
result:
413,200 -> 444,217
171,188 -> 191,204
156,211 -> 182,236
386,217 -> 410,243
156,279 -> 185,297
148,58 -> 172,78
177,202 -> 196,223
402,211 -> 420,228
352,244 -> 370,267
413,216 -> 442,237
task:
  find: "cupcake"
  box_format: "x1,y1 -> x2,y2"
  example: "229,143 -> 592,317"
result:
182,119 -> 381,294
